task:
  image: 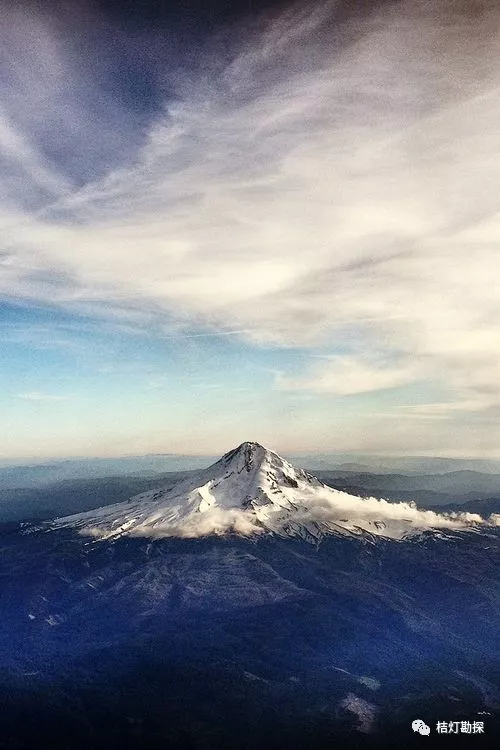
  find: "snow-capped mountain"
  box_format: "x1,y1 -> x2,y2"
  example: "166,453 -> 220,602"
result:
4,444 -> 499,749
54,442 -> 485,541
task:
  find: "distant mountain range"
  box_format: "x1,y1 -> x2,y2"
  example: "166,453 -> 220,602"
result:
303,455 -> 500,474
2,450 -> 500,525
315,469 -> 500,512
0,454 -> 216,489
2,451 -> 500,491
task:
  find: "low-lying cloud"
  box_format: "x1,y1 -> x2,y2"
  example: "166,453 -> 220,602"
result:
78,491 -> 495,542
130,508 -> 265,539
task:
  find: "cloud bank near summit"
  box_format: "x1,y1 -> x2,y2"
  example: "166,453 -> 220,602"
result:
83,491 -> 493,541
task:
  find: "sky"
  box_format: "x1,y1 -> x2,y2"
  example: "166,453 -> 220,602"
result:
1,0 -> 500,460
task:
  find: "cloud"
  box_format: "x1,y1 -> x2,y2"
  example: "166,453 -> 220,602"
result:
0,2 -> 160,209
17,391 -> 68,401
292,494 -> 486,534
275,355 -> 415,395
130,507 -> 265,539
78,489 -> 490,542
0,106 -> 72,197
2,0 -> 500,433
401,399 -> 498,417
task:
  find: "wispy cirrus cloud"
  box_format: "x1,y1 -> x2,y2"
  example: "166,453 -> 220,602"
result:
17,391 -> 69,402
0,107 -> 72,198
275,355 -> 416,395
0,1 -> 161,209
2,0 -> 500,451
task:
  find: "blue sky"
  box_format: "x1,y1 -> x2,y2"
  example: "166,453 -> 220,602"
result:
1,298 -> 431,458
1,0 -> 499,459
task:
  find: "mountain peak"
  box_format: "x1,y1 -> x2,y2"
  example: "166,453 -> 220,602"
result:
219,442 -> 277,474
211,441 -> 317,493
54,442 -> 329,540
235,441 -> 265,450
53,443 -> 487,543
223,440 -> 266,461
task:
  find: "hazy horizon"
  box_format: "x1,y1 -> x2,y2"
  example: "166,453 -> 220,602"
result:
3,445 -> 500,470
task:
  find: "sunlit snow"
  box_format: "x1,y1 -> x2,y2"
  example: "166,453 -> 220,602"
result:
53,442 -> 492,542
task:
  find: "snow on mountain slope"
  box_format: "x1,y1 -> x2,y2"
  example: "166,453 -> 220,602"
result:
53,442 -> 488,542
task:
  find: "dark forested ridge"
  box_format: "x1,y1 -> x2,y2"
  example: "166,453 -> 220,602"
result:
0,523 -> 498,749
